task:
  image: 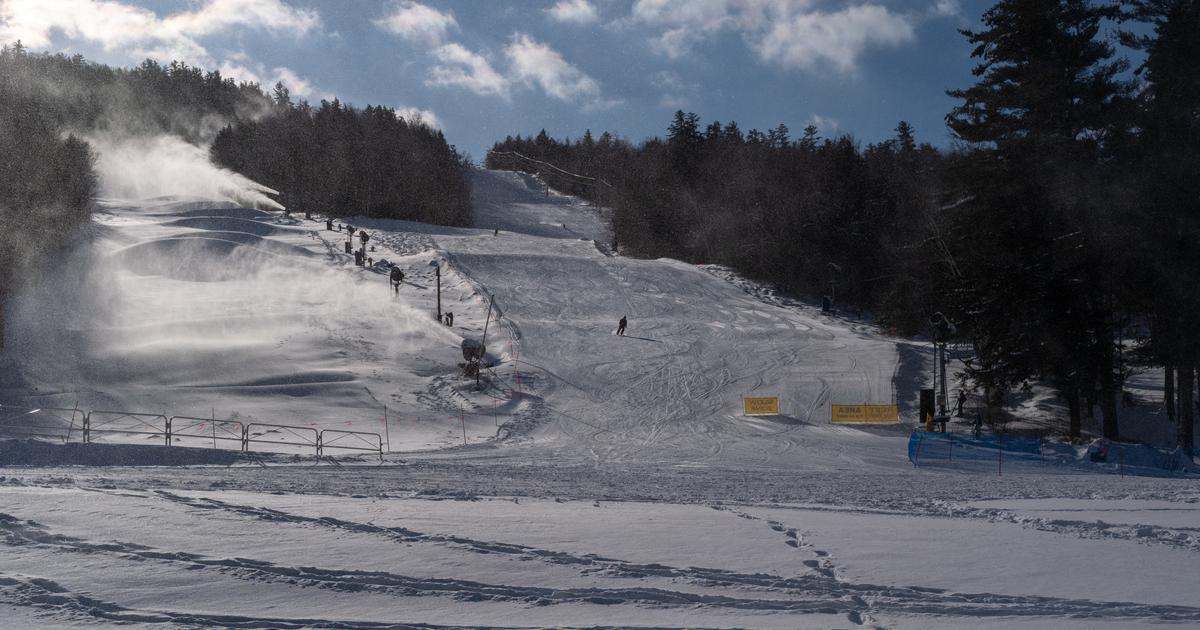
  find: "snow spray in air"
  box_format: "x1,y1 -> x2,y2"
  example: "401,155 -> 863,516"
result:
84,133 -> 284,210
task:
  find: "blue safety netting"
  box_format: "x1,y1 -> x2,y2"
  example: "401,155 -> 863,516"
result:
908,431 -> 1041,466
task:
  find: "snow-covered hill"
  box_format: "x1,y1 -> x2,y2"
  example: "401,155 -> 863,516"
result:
0,171 -> 1197,629
1,168 -> 912,469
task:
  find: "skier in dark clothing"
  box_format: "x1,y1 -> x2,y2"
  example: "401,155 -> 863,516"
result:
445,311 -> 454,326
389,266 -> 404,292
956,390 -> 967,417
617,316 -> 627,336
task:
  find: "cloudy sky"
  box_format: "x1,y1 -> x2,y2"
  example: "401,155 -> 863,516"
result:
0,0 -> 1001,160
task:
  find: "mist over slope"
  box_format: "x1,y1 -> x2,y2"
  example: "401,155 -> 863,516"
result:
1,165 -> 912,472
0,48 -> 473,364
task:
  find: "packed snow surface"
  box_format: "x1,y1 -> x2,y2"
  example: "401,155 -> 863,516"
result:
0,169 -> 1196,628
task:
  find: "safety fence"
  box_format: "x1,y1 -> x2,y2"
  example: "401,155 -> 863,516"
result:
908,431 -> 1194,475
909,431 -> 1042,474
0,406 -> 85,443
0,405 -> 382,461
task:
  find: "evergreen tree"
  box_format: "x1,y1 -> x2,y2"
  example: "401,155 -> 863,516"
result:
1120,0 -> 1200,456
895,121 -> 916,154
799,125 -> 820,151
945,0 -> 1129,436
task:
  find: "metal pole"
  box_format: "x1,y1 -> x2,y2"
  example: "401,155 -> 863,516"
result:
478,294 -> 495,390
383,404 -> 390,452
939,343 -> 949,415
211,408 -> 217,449
436,264 -> 442,322
460,409 -> 467,446
66,402 -> 79,444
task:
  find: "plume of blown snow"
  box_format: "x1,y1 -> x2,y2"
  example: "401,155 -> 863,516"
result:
86,133 -> 283,210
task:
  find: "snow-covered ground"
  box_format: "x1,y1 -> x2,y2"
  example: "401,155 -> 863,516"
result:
0,169 -> 1197,628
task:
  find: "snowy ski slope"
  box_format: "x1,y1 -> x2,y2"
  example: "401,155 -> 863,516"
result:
0,170 -> 1198,629
2,169 -> 911,469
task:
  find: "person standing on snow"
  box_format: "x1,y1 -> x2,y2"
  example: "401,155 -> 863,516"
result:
389,265 -> 404,293
617,316 -> 627,336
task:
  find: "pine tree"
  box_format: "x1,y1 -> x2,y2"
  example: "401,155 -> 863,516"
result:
272,81 -> 290,107
767,123 -> 790,149
666,110 -> 702,179
895,121 -> 915,154
1121,0 -> 1200,457
799,125 -> 820,151
945,0 -> 1129,437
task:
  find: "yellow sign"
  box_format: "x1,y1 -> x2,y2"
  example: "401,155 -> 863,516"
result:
743,396 -> 780,416
831,404 -> 899,424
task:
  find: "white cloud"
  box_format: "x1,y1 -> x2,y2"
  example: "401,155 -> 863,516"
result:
0,0 -> 319,63
650,70 -> 686,91
216,58 -> 328,100
807,113 -> 839,135
658,93 -> 688,109
581,96 -> 624,112
417,31 -> 613,110
427,43 -> 509,98
270,66 -> 326,100
630,0 -> 917,74
546,0 -> 599,25
651,70 -> 698,109
395,106 -> 441,130
373,1 -> 457,46
162,0 -> 319,38
755,5 -> 915,74
0,0 -> 324,103
632,0 -> 744,58
930,0 -> 961,18
505,33 -> 600,102
217,59 -> 265,85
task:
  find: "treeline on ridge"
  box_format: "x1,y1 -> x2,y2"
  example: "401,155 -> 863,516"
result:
212,86 -> 471,226
487,0 -> 1200,451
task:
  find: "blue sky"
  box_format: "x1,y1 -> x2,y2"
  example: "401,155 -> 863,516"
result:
1,0 -> 1056,161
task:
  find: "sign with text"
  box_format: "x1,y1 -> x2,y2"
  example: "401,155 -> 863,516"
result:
743,396 -> 780,416
831,404 -> 899,424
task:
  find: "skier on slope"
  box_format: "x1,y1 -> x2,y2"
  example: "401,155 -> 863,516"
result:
389,265 -> 404,293
617,316 -> 627,336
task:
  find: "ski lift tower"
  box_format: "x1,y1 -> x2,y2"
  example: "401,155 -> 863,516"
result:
358,231 -> 370,264
929,312 -> 956,415
460,294 -> 496,390
429,259 -> 442,322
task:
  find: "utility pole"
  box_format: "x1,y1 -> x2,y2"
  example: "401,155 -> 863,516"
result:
430,260 -> 442,322
930,312 -> 955,416
477,294 -> 495,390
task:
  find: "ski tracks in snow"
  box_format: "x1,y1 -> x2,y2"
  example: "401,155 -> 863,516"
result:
2,492 -> 1199,628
